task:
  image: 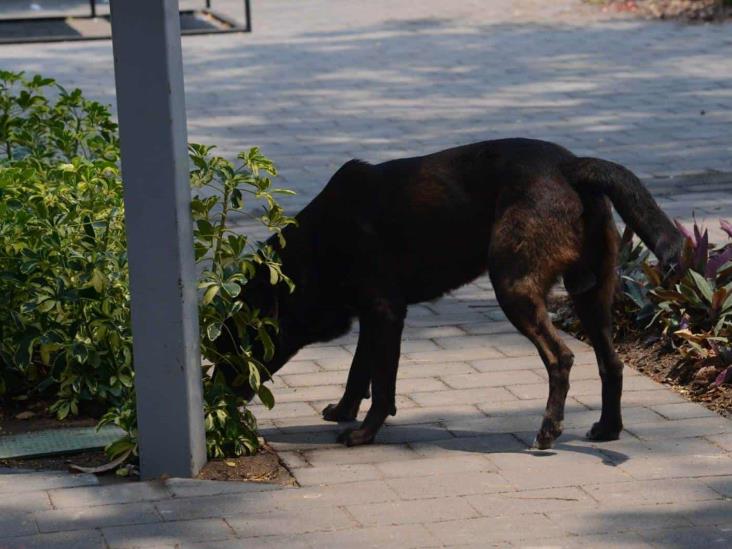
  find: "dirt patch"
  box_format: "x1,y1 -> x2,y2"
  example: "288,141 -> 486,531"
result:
0,449 -> 109,472
0,400 -> 97,436
198,443 -> 296,486
588,0 -> 732,21
549,295 -> 732,418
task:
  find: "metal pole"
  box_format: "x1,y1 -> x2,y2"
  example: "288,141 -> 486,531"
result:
109,0 -> 207,479
89,0 -> 97,18
244,0 -> 252,32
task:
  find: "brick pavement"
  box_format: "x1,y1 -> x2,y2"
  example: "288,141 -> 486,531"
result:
1,1 -> 732,547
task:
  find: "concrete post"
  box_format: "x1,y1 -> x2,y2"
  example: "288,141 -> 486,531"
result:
110,0 -> 207,478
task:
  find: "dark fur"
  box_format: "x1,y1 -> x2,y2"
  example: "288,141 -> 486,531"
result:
220,138 -> 683,448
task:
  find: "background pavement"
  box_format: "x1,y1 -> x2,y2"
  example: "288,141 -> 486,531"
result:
1,1 -> 731,547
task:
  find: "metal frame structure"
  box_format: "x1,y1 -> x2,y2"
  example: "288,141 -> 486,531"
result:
0,0 -> 251,45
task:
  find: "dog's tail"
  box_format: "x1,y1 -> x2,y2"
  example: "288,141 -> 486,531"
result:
561,157 -> 683,267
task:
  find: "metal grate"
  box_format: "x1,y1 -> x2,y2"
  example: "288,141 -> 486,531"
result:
0,426 -> 125,459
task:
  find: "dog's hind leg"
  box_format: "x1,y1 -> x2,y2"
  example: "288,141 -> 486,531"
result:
491,272 -> 575,450
336,296 -> 406,446
322,328 -> 372,422
566,217 -> 624,442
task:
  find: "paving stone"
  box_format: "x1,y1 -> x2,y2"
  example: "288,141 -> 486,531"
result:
425,513 -> 564,545
406,346 -> 505,362
35,502 -> 162,533
0,529 -> 106,549
385,404 -> 484,427
640,526 -> 732,548
102,518 -> 234,548
348,496 -> 478,526
441,369 -> 544,389
396,361 -> 476,379
409,386 -> 517,407
300,523 -> 440,548
582,478 -> 723,507
490,449 -> 632,490
164,478 -> 280,498
292,463 -> 382,486
706,432 -> 732,452
529,532 -> 653,548
466,486 -> 595,517
626,416 -> 732,441
279,371 -> 345,387
227,507 -> 355,537
386,470 -> 513,500
651,402 -> 722,421
0,489 -> 53,513
49,481 -> 172,509
303,444 -> 420,466
547,504 -> 693,536
0,471 -> 98,494
272,479 -> 400,509
376,454 -> 496,479
0,512 -> 38,539
411,433 -> 528,459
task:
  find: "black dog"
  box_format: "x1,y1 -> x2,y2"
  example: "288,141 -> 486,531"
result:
220,138 -> 682,449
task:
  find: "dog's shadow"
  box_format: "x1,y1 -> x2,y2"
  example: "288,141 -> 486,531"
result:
263,421 -> 630,467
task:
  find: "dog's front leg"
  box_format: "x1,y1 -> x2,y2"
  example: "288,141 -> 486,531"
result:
337,297 -> 406,447
322,329 -> 372,422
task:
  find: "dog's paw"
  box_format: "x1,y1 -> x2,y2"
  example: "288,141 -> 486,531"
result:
586,421 -> 622,442
533,419 -> 563,450
322,403 -> 357,423
336,427 -> 375,447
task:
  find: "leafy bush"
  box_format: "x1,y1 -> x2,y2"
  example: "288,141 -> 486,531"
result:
0,70 -> 130,416
0,71 -> 294,460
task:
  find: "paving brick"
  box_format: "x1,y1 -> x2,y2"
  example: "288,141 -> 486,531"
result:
35,502 -> 162,533
376,454 -> 496,479
547,504 -> 692,536
377,423 -> 454,444
102,518 -> 234,548
535,532 -> 653,548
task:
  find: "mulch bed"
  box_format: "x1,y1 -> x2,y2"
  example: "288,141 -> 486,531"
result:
549,295 -> 732,418
589,0 -> 732,21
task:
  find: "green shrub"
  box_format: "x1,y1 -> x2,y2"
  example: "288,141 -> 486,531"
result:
617,219 -> 732,380
0,71 -> 294,460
